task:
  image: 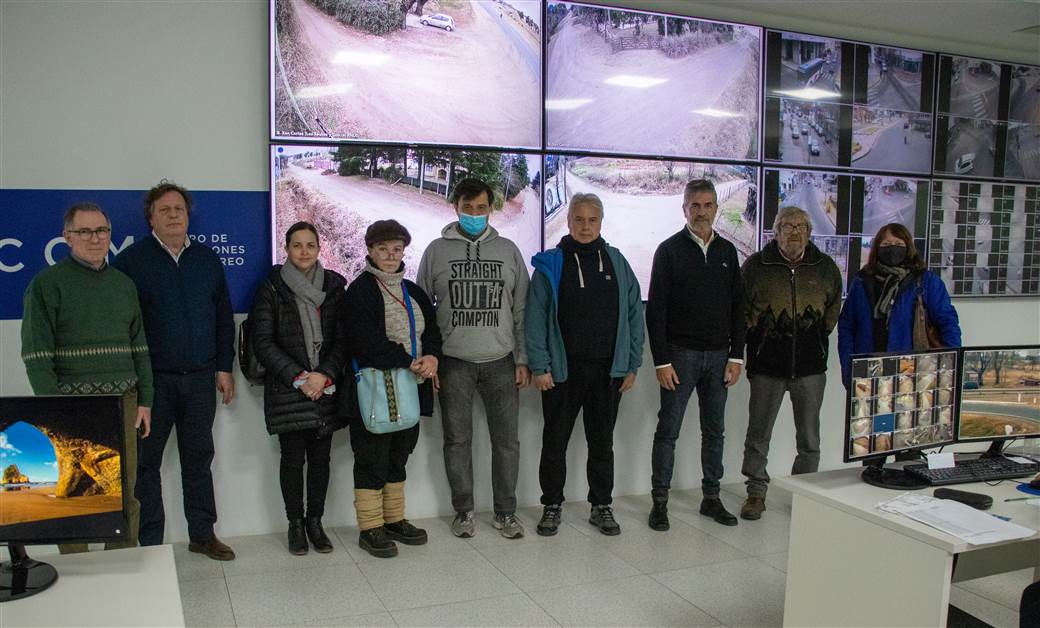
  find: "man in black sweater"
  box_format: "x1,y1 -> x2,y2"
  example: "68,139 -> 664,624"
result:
645,179 -> 745,530
113,180 -> 237,561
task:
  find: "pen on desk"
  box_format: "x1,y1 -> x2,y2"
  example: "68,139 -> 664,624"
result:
1004,497 -> 1035,502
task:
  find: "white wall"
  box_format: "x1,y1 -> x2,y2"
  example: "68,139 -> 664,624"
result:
2,0 -> 1038,542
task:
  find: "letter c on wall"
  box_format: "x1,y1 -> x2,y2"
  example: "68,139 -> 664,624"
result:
0,238 -> 24,272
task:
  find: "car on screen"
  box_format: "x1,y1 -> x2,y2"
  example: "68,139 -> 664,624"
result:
792,128 -> 800,140
809,140 -> 820,155
420,13 -> 455,31
954,153 -> 976,174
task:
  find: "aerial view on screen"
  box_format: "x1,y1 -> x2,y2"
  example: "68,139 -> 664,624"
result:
865,45 -> 929,112
771,98 -> 840,166
543,156 -> 757,297
852,107 -> 932,173
272,145 -> 542,281
937,115 -> 997,178
546,2 -> 760,159
959,347 -> 1040,439
860,176 -> 925,237
770,31 -> 842,99
943,55 -> 1000,120
272,0 -> 541,147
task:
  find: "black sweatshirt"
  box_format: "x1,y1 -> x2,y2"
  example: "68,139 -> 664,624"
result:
557,236 -> 618,361
646,229 -> 746,366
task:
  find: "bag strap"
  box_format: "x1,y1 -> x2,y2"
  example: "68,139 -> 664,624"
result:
401,282 -> 417,359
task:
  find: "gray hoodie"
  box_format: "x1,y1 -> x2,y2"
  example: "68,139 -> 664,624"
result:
417,223 -> 529,364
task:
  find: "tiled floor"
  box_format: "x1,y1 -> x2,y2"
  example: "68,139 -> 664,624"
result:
175,486 -> 1026,627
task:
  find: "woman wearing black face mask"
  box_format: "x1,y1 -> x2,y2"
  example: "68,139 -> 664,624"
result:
837,223 -> 962,388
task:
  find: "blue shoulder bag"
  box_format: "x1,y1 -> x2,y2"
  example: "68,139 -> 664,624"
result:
353,282 -> 421,434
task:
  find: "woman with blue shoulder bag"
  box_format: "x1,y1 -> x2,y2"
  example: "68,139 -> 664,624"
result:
343,220 -> 442,558
250,221 -> 349,556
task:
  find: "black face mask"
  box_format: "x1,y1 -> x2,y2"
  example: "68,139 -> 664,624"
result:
878,245 -> 907,267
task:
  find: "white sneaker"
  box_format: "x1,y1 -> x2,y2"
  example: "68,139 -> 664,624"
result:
451,511 -> 475,538
492,513 -> 525,539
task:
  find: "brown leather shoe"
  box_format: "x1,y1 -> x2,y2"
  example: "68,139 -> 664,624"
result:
741,496 -> 766,521
188,536 -> 236,561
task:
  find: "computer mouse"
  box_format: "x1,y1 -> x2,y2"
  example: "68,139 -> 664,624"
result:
1030,477 -> 1040,490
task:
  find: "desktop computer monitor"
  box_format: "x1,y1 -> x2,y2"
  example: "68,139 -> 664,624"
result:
1,395 -> 131,601
958,345 -> 1040,453
846,349 -> 959,488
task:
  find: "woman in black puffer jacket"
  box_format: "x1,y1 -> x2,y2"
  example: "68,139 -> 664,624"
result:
250,221 -> 348,556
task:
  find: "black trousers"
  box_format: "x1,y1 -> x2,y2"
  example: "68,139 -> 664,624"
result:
349,421 -> 419,490
137,370 -> 218,545
539,359 -> 622,506
278,428 -> 333,520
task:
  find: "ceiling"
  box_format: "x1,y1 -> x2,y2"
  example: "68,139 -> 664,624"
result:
599,0 -> 1040,64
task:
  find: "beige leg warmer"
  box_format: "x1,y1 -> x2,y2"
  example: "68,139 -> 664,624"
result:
354,488 -> 384,531
383,481 -> 405,524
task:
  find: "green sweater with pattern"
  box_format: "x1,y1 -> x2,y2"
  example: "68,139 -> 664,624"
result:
21,258 -> 154,406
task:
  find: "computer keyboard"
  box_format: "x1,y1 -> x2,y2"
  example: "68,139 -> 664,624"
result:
903,456 -> 1039,485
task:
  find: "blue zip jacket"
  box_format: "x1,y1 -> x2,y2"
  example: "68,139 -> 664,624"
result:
838,269 -> 961,386
526,245 -> 644,383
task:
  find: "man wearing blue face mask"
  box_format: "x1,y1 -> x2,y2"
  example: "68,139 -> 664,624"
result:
417,178 -> 531,540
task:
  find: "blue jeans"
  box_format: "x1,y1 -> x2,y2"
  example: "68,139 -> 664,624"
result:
651,347 -> 730,497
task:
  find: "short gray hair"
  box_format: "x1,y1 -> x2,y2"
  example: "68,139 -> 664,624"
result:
568,193 -> 604,217
773,206 -> 811,233
683,179 -> 717,204
63,202 -> 110,231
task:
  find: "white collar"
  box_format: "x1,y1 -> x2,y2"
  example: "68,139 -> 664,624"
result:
153,231 -> 190,262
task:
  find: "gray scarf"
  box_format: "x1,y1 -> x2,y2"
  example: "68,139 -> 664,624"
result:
280,261 -> 326,369
872,262 -> 911,323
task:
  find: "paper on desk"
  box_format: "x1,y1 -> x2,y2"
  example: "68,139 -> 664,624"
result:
877,494 -> 1034,545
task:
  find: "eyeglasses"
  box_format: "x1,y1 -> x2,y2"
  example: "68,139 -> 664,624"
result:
65,227 -> 112,241
778,223 -> 810,234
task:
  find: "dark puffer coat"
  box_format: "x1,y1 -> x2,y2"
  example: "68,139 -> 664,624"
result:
250,265 -> 349,435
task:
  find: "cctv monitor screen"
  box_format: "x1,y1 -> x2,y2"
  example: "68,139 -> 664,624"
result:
0,396 -> 130,544
927,180 -> 1040,297
271,144 -> 543,280
270,0 -> 542,149
545,2 -> 762,160
846,350 -> 958,462
543,155 -> 759,299
958,346 -> 1040,441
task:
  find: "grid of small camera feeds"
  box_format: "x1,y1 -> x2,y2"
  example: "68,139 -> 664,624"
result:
848,351 -> 958,461
929,180 -> 1040,296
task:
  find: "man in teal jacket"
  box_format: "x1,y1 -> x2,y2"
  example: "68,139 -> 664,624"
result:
526,193 -> 644,537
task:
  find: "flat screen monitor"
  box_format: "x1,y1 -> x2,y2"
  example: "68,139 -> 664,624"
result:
271,144 -> 543,280
0,395 -> 130,545
545,1 -> 761,160
926,180 -> 1040,297
958,346 -> 1040,443
543,155 -> 759,299
845,349 -> 959,463
270,0 -> 541,149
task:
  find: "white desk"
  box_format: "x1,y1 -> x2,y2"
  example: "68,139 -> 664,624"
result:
3,545 -> 183,627
776,468 -> 1040,627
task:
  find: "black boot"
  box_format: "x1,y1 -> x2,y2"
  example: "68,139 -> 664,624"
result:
288,519 -> 308,555
359,526 -> 398,558
384,519 -> 428,545
648,490 -> 669,531
305,516 -> 334,553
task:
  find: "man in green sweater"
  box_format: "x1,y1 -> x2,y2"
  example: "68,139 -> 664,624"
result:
20,202 -> 154,551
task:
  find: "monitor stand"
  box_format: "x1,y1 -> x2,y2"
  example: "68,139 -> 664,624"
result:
860,457 -> 929,490
1,543 -> 58,602
979,439 -> 1009,458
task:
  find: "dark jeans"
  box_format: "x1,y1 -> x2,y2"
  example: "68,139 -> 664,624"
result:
438,354 -> 519,514
651,347 -> 730,497
137,370 -> 218,545
278,428 -> 333,520
741,373 -> 826,497
539,359 -> 622,506
349,421 -> 419,490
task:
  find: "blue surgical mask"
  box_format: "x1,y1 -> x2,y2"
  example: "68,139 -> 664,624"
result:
458,213 -> 488,236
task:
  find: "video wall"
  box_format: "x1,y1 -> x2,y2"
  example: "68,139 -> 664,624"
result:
269,0 -> 1040,299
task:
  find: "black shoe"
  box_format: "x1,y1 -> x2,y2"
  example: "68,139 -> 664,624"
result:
384,519 -> 428,546
699,497 -> 738,526
305,516 -> 334,553
359,526 -> 398,558
589,505 -> 620,536
288,519 -> 308,556
648,492 -> 669,531
537,504 -> 562,536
